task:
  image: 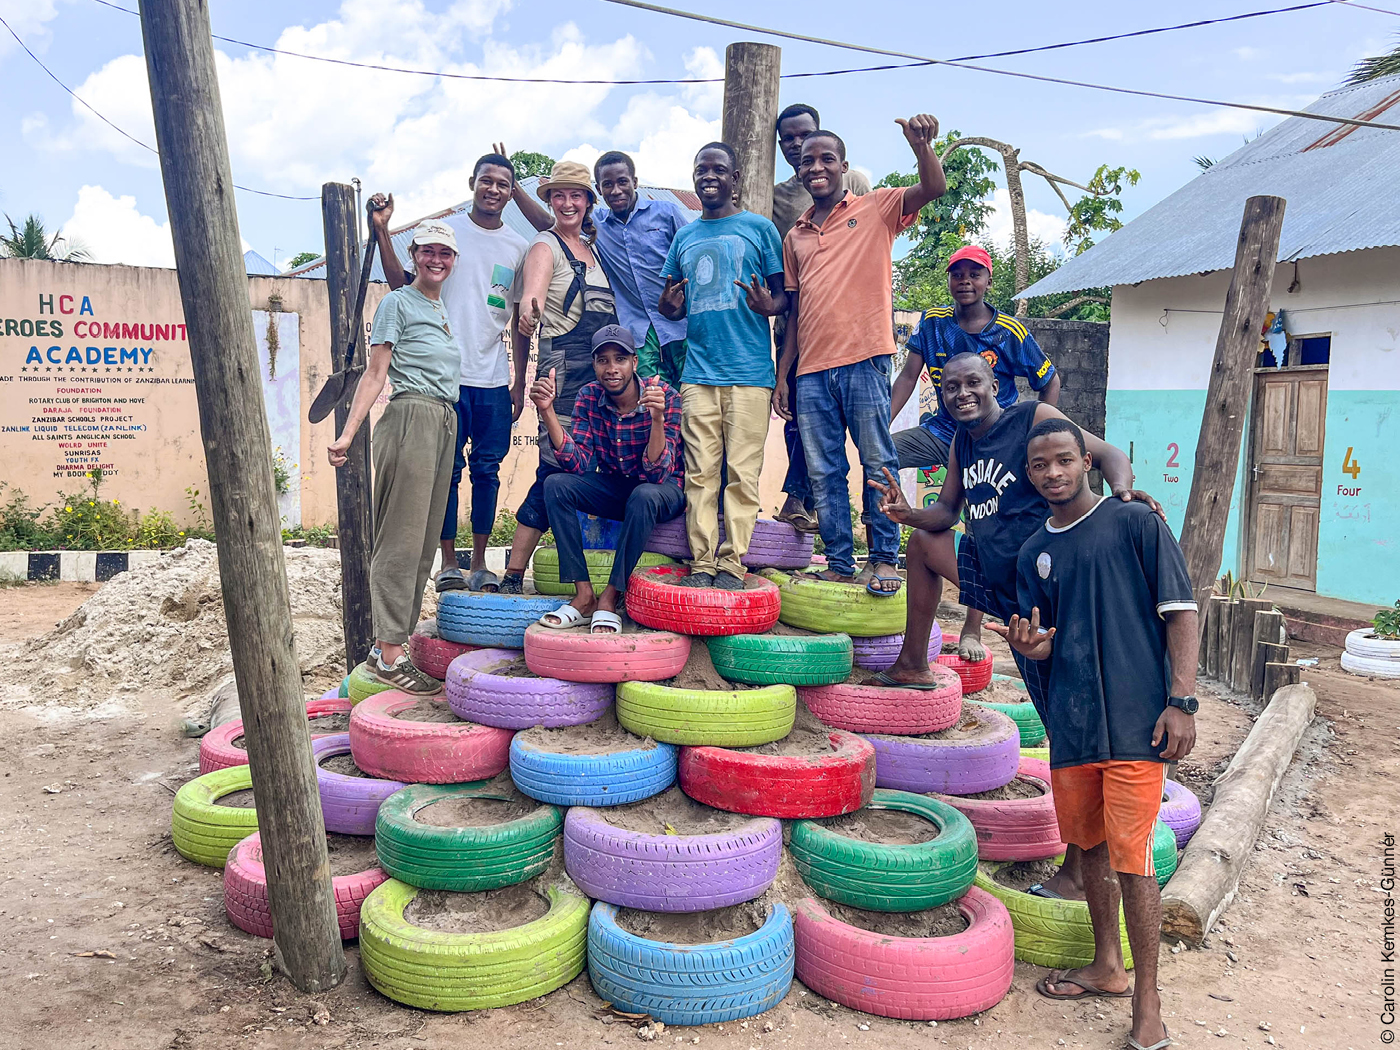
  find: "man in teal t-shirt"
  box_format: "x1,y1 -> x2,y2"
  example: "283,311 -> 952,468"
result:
659,141 -> 787,590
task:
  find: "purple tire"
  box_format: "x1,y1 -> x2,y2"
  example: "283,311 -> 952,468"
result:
563,806 -> 782,912
644,517 -> 814,571
319,686 -> 341,701
447,648 -> 614,729
1160,779 -> 1202,848
864,703 -> 1020,795
851,623 -> 945,672
314,733 -> 406,835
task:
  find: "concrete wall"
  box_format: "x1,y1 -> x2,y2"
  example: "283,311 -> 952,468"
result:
1104,246 -> 1400,606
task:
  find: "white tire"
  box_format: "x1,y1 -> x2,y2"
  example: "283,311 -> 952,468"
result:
1340,651 -> 1400,679
1344,629 -> 1400,661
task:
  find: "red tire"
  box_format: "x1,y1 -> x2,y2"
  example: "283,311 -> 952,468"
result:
199,698 -> 353,774
930,755 -> 1065,861
625,565 -> 780,637
678,730 -> 876,819
408,619 -> 482,681
936,650 -> 993,694
348,690 -> 514,784
522,623 -> 691,683
792,888 -> 1014,1020
224,832 -> 386,940
797,669 -> 961,735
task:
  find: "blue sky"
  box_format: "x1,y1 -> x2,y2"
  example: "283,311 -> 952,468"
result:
1,0 -> 1392,268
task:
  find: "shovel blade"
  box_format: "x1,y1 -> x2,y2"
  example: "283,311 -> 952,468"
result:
308,371 -> 347,424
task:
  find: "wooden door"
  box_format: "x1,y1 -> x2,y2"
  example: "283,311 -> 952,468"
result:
1246,367 -> 1327,590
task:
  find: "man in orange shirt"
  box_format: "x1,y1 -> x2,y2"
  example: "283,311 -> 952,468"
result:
773,116 -> 946,594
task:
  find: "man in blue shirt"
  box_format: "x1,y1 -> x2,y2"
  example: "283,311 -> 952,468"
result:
592,151 -> 691,388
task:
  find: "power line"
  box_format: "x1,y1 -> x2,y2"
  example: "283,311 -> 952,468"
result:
1,15 -> 318,200
1332,0 -> 1400,14
601,0 -> 1400,133
87,0 -> 1345,85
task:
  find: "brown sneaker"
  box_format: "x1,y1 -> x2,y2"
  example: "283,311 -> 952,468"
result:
367,650 -> 443,695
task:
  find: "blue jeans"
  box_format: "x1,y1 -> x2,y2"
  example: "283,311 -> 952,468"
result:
780,348 -> 811,505
794,355 -> 901,578
441,385 -> 513,541
542,473 -> 685,592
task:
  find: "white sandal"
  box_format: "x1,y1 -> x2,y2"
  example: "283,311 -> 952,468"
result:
538,604 -> 585,629
590,609 -> 623,635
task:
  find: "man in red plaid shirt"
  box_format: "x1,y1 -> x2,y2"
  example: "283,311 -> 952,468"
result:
531,324 -> 685,634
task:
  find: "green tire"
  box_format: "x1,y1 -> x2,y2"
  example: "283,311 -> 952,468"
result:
1153,818 -> 1178,887
530,548 -> 679,596
171,765 -> 258,868
615,681 -> 795,746
761,570 -> 906,638
974,863 -> 1134,969
374,783 -> 563,892
968,675 -> 1046,747
359,879 -> 589,1011
706,632 -> 853,686
789,789 -> 978,912
1019,746 -> 1050,762
347,662 -> 394,703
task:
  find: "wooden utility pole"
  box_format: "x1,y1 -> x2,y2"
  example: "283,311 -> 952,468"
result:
721,42 -> 782,220
139,0 -> 345,993
322,184 -> 373,669
1178,195 -> 1286,617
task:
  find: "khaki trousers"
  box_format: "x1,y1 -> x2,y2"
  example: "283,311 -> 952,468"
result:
370,393 -> 457,644
680,384 -> 770,577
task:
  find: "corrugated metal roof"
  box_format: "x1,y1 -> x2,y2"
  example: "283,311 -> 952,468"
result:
1019,74 -> 1400,298
286,176 -> 701,281
243,249 -> 278,275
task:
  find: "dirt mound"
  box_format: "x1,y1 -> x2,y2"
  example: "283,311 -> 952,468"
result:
0,540 -> 347,716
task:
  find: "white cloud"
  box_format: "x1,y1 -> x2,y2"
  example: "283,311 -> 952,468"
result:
1082,106 -> 1284,144
0,0 -> 60,58
975,188 -> 1067,253
61,185 -> 174,268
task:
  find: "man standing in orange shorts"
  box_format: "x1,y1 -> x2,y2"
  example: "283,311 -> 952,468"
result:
993,417 -> 1198,1050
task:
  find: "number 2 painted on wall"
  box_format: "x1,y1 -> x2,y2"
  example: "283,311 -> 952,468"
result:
1165,443 -> 1180,468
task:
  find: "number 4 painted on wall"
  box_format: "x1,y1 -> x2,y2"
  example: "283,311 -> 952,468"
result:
1342,446 -> 1360,479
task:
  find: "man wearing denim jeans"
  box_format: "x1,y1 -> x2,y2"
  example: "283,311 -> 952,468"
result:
773,116 -> 946,593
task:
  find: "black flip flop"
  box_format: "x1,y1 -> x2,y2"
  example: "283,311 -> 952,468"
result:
868,670 -> 946,691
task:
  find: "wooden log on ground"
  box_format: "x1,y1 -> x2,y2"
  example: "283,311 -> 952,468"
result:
1230,598 -> 1272,692
1252,641 -> 1289,701
721,42 -> 781,220
1161,683 -> 1316,944
1263,661 -> 1301,700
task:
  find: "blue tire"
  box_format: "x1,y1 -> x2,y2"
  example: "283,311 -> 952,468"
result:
338,675 -> 350,698
436,592 -> 560,648
510,731 -> 678,807
587,901 -> 794,1026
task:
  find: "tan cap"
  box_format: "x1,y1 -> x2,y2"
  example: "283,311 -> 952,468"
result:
536,160 -> 596,203
410,219 -> 457,252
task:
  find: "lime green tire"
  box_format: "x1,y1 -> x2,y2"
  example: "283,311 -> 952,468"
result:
1019,746 -> 1050,762
171,765 -> 258,868
761,571 -> 906,638
530,548 -> 678,596
973,864 -> 1133,969
789,790 -> 978,912
347,662 -> 396,703
706,633 -> 853,686
1153,818 -> 1178,887
374,783 -> 564,892
359,879 -> 589,1011
968,677 -> 1046,747
616,681 -> 796,746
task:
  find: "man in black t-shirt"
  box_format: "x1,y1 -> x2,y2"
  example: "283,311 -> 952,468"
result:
992,417 -> 1198,1050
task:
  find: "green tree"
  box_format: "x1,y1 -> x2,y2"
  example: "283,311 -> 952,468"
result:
509,150 -> 556,179
1347,34 -> 1400,83
284,250 -> 320,269
1063,164 -> 1141,255
1,213 -> 90,261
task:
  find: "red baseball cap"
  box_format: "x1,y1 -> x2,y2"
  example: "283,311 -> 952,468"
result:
946,244 -> 993,274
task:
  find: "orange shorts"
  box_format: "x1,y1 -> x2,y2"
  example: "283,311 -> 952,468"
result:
1050,760 -> 1167,878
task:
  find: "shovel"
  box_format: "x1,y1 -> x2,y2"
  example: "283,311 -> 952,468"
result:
308,206 -> 383,424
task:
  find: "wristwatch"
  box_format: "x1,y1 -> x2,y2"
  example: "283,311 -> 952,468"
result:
1166,695 -> 1199,715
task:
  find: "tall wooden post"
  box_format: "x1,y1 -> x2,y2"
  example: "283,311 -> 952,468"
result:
721,42 -> 782,220
1178,195 -> 1286,618
322,184 -> 373,669
139,0 -> 346,993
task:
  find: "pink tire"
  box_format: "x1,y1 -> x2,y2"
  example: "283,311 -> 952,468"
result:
798,668 -> 962,735
793,888 -> 1014,1020
930,756 -> 1065,861
224,831 -> 387,940
446,648 -> 615,728
522,623 -> 691,684
348,691 -> 513,784
408,618 -> 483,681
199,697 -> 353,774
851,624 -> 944,672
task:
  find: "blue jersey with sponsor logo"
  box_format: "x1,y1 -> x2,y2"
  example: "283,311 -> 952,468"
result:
906,305 -> 1055,444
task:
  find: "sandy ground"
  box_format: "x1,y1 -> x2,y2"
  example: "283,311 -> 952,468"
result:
0,581 -> 1393,1050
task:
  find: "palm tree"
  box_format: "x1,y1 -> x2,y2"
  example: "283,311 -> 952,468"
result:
1,213 -> 91,261
1346,35 -> 1400,84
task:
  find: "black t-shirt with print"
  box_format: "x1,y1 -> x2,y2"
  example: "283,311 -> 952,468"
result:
1015,497 -> 1197,770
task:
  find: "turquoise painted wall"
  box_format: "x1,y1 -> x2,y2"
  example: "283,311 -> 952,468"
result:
1316,390 -> 1399,607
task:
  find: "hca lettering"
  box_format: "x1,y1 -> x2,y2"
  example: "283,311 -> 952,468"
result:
24,345 -> 154,365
